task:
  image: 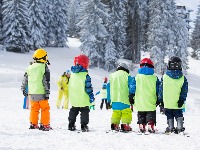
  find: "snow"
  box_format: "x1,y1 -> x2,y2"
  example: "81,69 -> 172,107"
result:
0,38 -> 200,150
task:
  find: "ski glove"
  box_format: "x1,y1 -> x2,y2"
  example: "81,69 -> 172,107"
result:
156,100 -> 160,107
178,100 -> 184,108
160,102 -> 164,108
23,90 -> 28,97
129,94 -> 135,104
90,98 -> 95,103
44,94 -> 49,100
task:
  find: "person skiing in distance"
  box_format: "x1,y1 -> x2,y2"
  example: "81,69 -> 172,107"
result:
158,56 -> 188,134
95,77 -> 109,110
108,63 -> 134,132
68,54 -> 95,132
21,48 -> 52,131
132,58 -> 160,133
56,70 -> 71,109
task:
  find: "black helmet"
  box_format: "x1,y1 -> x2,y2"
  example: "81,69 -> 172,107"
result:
168,57 -> 182,70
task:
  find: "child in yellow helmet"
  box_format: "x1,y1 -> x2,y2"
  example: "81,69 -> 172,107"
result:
21,48 -> 52,131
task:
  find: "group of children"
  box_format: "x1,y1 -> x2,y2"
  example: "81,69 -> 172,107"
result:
21,48 -> 188,134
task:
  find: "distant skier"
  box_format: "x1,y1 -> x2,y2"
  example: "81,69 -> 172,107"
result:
108,63 -> 134,132
56,70 -> 71,109
132,58 -> 160,133
68,54 -> 95,132
95,77 -> 109,110
158,57 -> 188,134
21,48 -> 52,131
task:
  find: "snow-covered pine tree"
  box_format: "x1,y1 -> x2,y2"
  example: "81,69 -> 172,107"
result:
68,0 -> 81,37
148,0 -> 168,74
191,4 -> 200,60
53,0 -> 68,47
110,0 -> 128,59
29,0 -> 46,50
0,0 -> 3,45
43,0 -> 56,47
104,37 -> 117,71
78,0 -> 108,67
2,0 -> 31,52
150,46 -> 166,75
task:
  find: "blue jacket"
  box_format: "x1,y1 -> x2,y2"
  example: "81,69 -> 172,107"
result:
132,67 -> 160,99
158,70 -> 188,102
71,65 -> 94,101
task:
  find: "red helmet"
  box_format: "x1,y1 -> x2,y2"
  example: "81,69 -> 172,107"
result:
74,54 -> 89,69
140,58 -> 154,68
104,77 -> 108,83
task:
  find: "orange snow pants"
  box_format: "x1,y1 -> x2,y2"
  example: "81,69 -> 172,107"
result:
30,100 -> 50,125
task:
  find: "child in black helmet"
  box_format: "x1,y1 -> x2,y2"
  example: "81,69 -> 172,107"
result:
158,56 -> 188,134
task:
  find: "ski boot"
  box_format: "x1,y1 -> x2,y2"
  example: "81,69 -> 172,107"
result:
39,124 -> 52,131
138,124 -> 146,133
165,119 -> 175,134
81,124 -> 89,132
174,117 -> 185,134
147,121 -> 155,133
121,124 -> 132,132
68,121 -> 76,131
111,123 -> 120,131
29,123 -> 39,129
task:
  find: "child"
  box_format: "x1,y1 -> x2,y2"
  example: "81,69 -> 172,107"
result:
56,70 -> 71,109
158,56 -> 188,134
132,58 -> 160,133
68,54 -> 95,132
21,48 -> 51,131
108,63 -> 134,132
96,77 -> 109,110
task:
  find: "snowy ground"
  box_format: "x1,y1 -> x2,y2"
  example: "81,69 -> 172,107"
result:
0,38 -> 200,150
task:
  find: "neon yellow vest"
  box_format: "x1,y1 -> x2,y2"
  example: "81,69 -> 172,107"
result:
27,63 -> 46,94
68,72 -> 90,107
134,74 -> 157,111
100,89 -> 107,99
163,74 -> 184,109
109,70 -> 129,105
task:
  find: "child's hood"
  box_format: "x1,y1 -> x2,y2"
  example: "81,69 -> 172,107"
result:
71,65 -> 88,73
166,70 -> 183,79
138,67 -> 154,75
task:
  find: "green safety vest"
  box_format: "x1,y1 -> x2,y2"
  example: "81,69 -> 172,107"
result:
134,74 -> 157,111
27,63 -> 46,94
163,74 -> 184,109
68,72 -> 90,107
109,70 -> 129,105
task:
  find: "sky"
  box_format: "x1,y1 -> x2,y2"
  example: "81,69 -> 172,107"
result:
0,38 -> 200,149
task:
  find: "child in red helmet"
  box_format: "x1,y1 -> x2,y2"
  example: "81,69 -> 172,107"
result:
132,58 -> 160,134
95,77 -> 109,110
68,54 -> 95,132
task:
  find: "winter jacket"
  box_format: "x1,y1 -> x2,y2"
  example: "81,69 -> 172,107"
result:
21,62 -> 50,101
68,65 -> 94,107
57,75 -> 69,91
158,70 -> 188,109
95,83 -> 107,99
132,67 -> 160,111
108,69 -> 134,110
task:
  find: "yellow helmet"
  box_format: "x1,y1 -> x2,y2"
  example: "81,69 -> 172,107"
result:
33,48 -> 48,63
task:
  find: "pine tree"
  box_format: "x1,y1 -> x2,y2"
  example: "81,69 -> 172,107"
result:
68,0 -> 81,37
2,0 -> 31,52
0,0 -> 3,45
53,0 -> 68,47
150,46 -> 166,75
110,0 -> 128,59
79,0 -> 108,67
191,4 -> 200,60
29,0 -> 46,50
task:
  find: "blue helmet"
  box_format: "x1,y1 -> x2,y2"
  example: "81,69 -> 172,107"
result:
66,69 -> 71,74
